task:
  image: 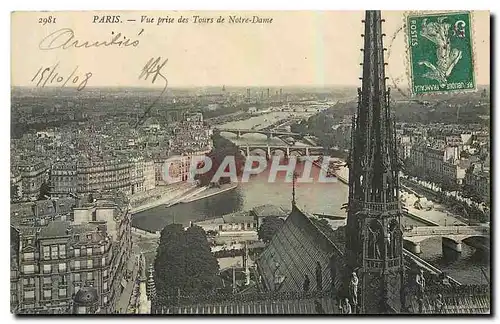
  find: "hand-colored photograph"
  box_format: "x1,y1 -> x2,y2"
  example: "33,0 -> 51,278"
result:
10,10 -> 490,315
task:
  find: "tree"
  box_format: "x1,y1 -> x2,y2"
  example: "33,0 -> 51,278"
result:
154,224 -> 187,299
258,216 -> 284,243
154,224 -> 220,303
184,226 -> 220,294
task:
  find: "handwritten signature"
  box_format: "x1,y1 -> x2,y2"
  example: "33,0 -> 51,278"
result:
39,28 -> 144,50
136,57 -> 169,127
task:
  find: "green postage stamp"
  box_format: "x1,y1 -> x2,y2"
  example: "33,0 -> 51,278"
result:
406,11 -> 476,95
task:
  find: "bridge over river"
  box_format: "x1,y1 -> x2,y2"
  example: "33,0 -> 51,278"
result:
239,144 -> 325,158
215,128 -> 306,140
403,225 -> 489,254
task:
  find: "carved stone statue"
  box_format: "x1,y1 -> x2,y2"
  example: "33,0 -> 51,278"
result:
315,262 -> 323,291
349,272 -> 359,308
303,274 -> 310,293
368,222 -> 383,259
339,298 -> 352,314
415,269 -> 425,298
434,294 -> 445,314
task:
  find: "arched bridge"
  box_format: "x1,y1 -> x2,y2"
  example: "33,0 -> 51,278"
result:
239,145 -> 326,158
215,128 -> 305,140
403,225 -> 489,254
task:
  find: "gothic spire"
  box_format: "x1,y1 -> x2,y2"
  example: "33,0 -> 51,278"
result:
345,10 -> 404,314
349,10 -> 399,211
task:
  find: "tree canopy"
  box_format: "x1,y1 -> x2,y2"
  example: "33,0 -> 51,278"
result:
154,224 -> 220,303
258,216 -> 285,243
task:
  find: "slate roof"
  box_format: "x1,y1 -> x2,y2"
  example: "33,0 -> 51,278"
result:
251,204 -> 288,218
256,205 -> 345,293
39,220 -> 71,238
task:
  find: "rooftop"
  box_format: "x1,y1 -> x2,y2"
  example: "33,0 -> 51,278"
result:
251,204 -> 288,218
39,220 -> 71,238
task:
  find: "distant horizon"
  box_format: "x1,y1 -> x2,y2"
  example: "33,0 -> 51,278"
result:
10,84 -> 492,90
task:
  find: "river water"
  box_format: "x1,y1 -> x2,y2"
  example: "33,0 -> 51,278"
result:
131,112 -> 489,285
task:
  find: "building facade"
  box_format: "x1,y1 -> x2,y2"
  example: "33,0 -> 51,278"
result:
50,158 -> 157,197
11,194 -> 132,314
15,161 -> 49,201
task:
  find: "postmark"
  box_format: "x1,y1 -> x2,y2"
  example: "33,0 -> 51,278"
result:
405,11 -> 475,95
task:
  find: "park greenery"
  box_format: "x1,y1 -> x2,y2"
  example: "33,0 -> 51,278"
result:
257,216 -> 284,243
195,133 -> 245,186
154,224 -> 220,304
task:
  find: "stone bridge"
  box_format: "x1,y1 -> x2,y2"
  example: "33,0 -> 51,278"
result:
403,225 -> 489,254
239,145 -> 326,158
215,128 -> 305,140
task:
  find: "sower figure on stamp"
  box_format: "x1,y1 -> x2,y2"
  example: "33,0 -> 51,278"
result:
418,17 -> 462,85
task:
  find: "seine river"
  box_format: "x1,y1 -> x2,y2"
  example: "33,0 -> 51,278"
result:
132,112 -> 489,285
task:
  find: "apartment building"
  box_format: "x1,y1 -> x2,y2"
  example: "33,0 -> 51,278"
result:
14,161 -> 49,201
11,194 -> 132,314
51,157 -> 156,197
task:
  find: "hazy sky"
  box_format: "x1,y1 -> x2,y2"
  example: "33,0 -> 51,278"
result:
11,11 -> 489,87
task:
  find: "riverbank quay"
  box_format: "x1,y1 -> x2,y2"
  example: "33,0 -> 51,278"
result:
180,183 -> 238,203
400,177 -> 488,225
130,183 -> 196,214
330,159 -> 464,227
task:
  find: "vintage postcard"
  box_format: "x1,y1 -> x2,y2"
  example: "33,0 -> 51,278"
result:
10,10 -> 490,315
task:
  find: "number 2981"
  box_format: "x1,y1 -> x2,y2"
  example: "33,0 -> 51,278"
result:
39,16 -> 56,25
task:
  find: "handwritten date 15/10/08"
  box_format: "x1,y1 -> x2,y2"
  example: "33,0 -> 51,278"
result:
31,63 -> 92,91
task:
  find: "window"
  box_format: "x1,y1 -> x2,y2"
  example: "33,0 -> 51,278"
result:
59,245 -> 66,258
100,245 -> 105,253
42,246 -> 52,259
87,272 -> 93,281
24,252 -> 34,261
103,281 -> 108,291
23,265 -> 35,274
51,246 -> 58,259
43,277 -> 51,285
103,269 -> 108,278
74,273 -> 80,282
24,290 -> 35,299
59,263 -> 66,272
77,306 -> 86,314
87,248 -> 92,256
44,289 -> 52,299
102,257 -> 106,266
74,248 -> 80,257
43,264 -> 51,274
58,288 -> 66,297
74,260 -> 80,270
61,275 -> 67,285
87,259 -> 93,269
103,296 -> 108,304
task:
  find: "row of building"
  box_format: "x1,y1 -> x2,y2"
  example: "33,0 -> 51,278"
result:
402,136 -> 490,203
11,193 -> 133,314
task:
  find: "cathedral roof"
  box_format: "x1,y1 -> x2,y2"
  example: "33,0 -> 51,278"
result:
255,205 -> 346,293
